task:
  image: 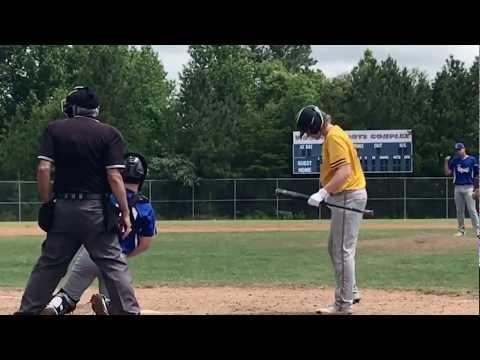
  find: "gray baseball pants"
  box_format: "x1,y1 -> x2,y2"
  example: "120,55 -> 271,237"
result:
454,185 -> 480,235
327,189 -> 367,310
61,245 -> 116,301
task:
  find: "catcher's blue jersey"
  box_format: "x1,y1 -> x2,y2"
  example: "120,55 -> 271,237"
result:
449,155 -> 478,186
110,190 -> 157,255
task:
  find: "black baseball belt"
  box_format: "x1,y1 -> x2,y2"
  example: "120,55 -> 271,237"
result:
55,193 -> 109,200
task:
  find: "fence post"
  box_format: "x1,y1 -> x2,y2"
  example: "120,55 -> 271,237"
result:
318,176 -> 322,220
18,181 -> 21,223
148,180 -> 152,202
276,178 -> 279,219
233,179 -> 237,220
403,178 -> 407,221
445,178 -> 449,219
318,183 -> 321,221
192,183 -> 195,219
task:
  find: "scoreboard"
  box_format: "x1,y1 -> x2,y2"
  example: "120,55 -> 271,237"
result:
292,129 -> 413,174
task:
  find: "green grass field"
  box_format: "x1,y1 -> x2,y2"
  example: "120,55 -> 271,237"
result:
0,221 -> 478,293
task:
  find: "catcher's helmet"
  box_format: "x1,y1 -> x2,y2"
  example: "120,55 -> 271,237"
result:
123,152 -> 148,190
296,105 -> 328,138
62,86 -> 100,117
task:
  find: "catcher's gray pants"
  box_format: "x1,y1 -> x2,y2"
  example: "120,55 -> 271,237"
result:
454,185 -> 480,234
327,189 -> 367,309
18,199 -> 139,314
62,245 -> 115,302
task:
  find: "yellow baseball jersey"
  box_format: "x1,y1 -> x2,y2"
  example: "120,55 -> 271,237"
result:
320,125 -> 366,192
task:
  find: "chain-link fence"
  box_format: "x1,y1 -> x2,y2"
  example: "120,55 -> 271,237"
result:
0,177 -> 475,221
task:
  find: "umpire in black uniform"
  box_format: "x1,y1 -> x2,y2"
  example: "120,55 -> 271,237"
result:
16,86 -> 140,315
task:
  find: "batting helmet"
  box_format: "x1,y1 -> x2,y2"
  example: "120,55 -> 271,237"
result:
62,86 -> 100,118
296,105 -> 329,138
123,152 -> 148,191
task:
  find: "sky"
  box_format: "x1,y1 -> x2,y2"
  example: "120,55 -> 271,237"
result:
151,45 -> 479,82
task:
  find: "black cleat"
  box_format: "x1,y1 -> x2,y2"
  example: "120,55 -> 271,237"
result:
41,291 -> 77,315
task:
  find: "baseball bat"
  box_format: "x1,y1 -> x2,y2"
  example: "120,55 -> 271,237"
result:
275,188 -> 374,217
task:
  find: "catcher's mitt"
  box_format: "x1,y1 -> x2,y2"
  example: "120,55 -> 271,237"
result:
473,189 -> 479,200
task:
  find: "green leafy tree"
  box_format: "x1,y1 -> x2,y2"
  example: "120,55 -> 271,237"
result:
0,45 -> 173,179
318,72 -> 352,127
149,156 -> 198,187
0,45 -> 70,129
429,55 -> 479,174
248,45 -> 317,72
1,45 -> 479,182
0,88 -> 66,180
345,50 -> 421,130
176,45 -> 257,178
236,61 -> 329,177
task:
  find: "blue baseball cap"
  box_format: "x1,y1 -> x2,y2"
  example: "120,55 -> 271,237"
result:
454,143 -> 465,150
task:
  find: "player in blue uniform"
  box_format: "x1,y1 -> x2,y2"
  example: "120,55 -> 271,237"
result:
444,143 -> 480,237
41,153 -> 157,315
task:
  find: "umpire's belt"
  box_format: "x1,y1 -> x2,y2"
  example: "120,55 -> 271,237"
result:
55,193 -> 108,200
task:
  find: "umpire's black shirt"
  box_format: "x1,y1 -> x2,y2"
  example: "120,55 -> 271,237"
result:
38,116 -> 125,194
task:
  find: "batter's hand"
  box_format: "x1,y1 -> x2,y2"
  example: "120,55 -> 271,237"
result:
119,213 -> 132,239
308,188 -> 330,207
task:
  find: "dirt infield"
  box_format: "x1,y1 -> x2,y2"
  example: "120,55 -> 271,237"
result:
359,234 -> 475,251
0,219 -> 464,237
1,286 -> 477,315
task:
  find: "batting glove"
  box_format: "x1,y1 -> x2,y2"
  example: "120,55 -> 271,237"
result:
308,188 -> 329,207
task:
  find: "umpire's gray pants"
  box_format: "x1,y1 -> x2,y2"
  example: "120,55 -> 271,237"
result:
454,185 -> 480,234
18,199 -> 139,314
61,245 -> 114,302
327,189 -> 367,309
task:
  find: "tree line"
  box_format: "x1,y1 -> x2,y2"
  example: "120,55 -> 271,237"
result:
0,45 -> 478,183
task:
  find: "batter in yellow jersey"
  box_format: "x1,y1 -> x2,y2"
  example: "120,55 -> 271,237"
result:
320,125 -> 366,192
296,105 -> 368,315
